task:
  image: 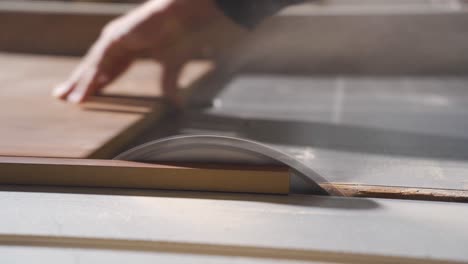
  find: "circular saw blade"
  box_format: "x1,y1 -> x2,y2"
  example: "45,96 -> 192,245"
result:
115,135 -> 340,195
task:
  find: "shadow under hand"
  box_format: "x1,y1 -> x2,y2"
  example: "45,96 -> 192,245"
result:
80,94 -> 162,115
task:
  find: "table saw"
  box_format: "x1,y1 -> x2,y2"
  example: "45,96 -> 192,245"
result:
1,1 -> 468,263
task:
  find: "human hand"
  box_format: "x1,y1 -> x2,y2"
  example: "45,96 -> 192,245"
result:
53,0 -> 238,106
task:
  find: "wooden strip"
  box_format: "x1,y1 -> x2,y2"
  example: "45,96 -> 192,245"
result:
0,234 -> 463,264
0,156 -> 290,194
323,183 -> 468,203
2,155 -> 466,201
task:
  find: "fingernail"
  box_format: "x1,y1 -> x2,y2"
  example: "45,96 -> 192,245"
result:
52,84 -> 67,98
67,93 -> 82,104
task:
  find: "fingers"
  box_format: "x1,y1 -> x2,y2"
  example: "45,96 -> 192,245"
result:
67,67 -> 100,104
52,60 -> 88,100
53,35 -> 135,104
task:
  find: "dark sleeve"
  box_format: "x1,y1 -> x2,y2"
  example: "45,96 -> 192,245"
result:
215,0 -> 304,28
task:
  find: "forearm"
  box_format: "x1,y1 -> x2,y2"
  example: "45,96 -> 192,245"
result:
215,0 -> 305,28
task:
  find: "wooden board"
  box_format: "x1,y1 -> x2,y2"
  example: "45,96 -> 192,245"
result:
0,52 -> 212,158
0,156 -> 290,194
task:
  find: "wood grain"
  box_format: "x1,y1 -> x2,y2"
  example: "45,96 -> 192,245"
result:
0,52 -> 212,158
0,156 -> 290,194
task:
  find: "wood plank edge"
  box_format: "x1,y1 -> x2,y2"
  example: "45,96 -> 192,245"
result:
86,103 -> 166,159
0,156 -> 290,195
323,183 -> 468,203
87,65 -> 218,159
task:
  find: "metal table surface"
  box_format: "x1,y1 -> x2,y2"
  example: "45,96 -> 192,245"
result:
134,75 -> 468,191
0,186 -> 467,263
